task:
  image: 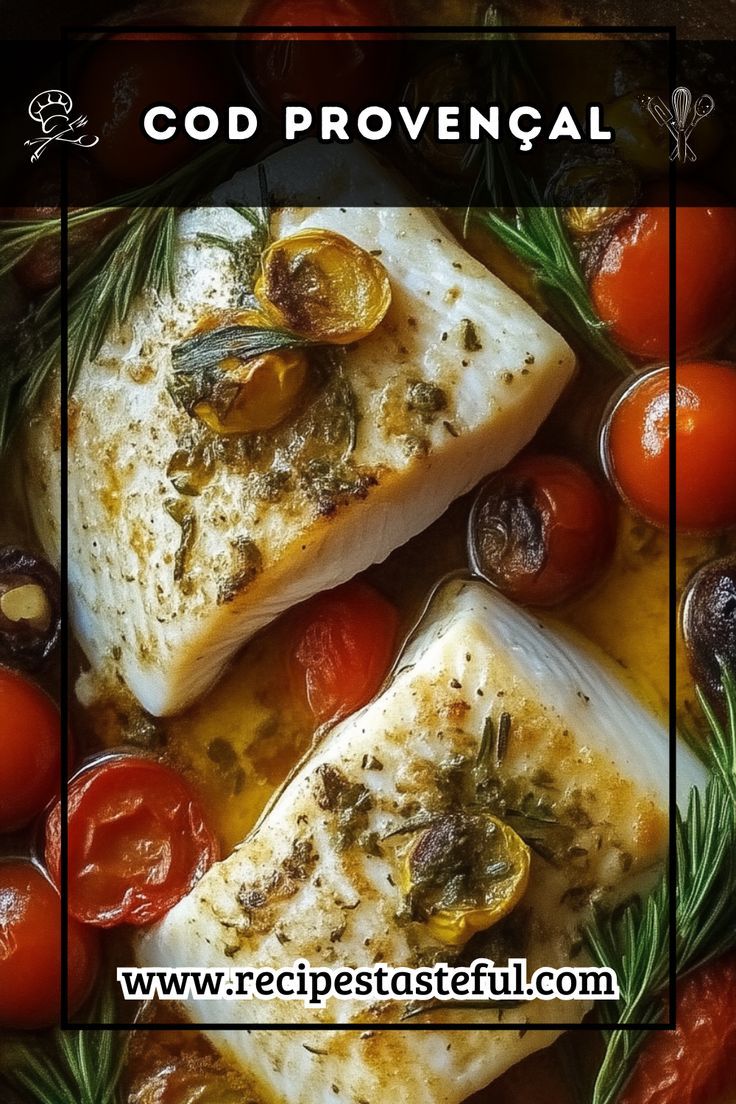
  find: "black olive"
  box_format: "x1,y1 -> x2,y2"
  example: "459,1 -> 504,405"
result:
0,547 -> 61,671
681,556 -> 736,708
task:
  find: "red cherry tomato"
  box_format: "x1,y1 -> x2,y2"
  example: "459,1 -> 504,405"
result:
243,0 -> 397,112
469,454 -> 615,607
0,861 -> 99,1029
289,580 -> 399,723
620,951 -> 736,1104
676,361 -> 736,531
249,0 -> 395,36
11,160 -> 111,296
0,668 -> 60,833
590,189 -> 736,359
45,756 -> 219,927
605,361 -> 736,532
74,37 -> 236,187
604,367 -> 669,529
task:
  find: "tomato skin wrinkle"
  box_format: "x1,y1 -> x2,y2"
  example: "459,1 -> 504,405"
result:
45,756 -> 219,928
620,951 -> 736,1104
471,454 -> 615,607
290,580 -> 399,724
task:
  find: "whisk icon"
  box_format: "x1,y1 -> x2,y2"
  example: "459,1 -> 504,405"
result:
647,86 -> 714,163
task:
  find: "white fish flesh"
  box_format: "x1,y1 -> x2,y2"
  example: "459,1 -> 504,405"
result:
23,146 -> 575,716
138,577 -> 704,1103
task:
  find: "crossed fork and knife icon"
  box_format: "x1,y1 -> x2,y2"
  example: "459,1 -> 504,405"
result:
647,86 -> 714,163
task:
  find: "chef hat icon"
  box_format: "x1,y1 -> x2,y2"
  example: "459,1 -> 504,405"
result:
28,89 -> 73,134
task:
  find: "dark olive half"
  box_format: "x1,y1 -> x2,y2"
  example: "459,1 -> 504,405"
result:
0,547 -> 61,671
681,556 -> 736,708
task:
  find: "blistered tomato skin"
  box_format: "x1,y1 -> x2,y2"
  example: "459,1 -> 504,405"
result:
590,192 -> 736,359
469,454 -> 615,608
0,861 -> 99,1029
45,756 -> 219,928
620,951 -> 736,1104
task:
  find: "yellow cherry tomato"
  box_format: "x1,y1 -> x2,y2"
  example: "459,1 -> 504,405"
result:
255,228 -> 392,345
194,346 -> 308,435
404,812 -> 531,948
186,307 -> 308,436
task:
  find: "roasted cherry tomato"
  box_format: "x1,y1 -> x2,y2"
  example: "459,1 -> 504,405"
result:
590,188 -> 736,358
603,367 -> 669,529
469,454 -> 615,607
289,580 -> 399,723
604,361 -> 736,531
255,229 -> 392,344
45,756 -> 219,927
249,0 -> 394,35
0,861 -> 99,1029
243,0 -> 396,113
675,361 -> 736,531
0,668 -> 60,833
620,951 -> 736,1104
75,37 -> 236,187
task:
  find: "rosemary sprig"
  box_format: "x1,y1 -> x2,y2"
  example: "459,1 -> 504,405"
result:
0,984 -> 129,1104
477,206 -> 634,378
169,322 -> 314,425
0,143 -> 267,456
586,669 -> 736,1104
463,9 -> 634,380
172,323 -> 313,377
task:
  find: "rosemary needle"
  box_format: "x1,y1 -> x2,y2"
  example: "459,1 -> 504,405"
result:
0,984 -> 129,1104
586,668 -> 736,1104
0,141 -> 264,457
478,206 -> 634,379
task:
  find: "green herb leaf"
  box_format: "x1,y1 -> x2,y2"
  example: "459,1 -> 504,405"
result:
586,667 -> 736,1104
0,984 -> 129,1104
477,206 -> 634,378
0,141 -> 268,456
172,324 -> 313,381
